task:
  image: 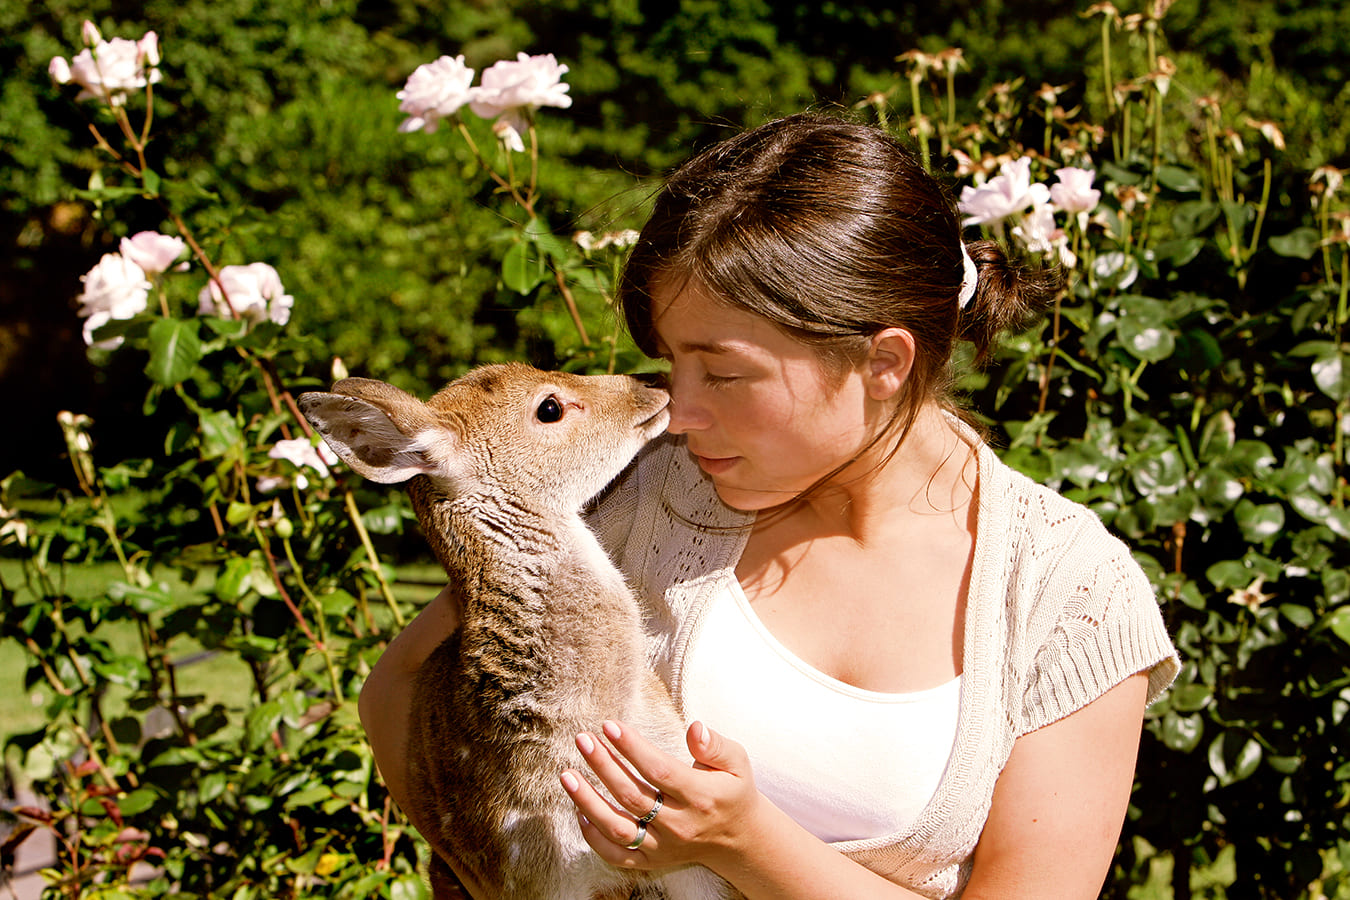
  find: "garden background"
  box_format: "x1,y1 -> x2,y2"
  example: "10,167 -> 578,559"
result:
2,0 -> 1349,897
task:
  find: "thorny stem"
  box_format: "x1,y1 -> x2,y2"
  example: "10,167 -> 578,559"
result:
250,519 -> 320,644
344,489 -> 404,628
137,615 -> 197,744
553,267 -> 589,346
282,535 -> 344,701
455,119 -> 534,216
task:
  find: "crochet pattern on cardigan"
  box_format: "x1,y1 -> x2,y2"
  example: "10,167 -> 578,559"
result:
587,431 -> 1180,899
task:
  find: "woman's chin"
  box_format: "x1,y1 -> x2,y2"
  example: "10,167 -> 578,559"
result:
709,478 -> 799,513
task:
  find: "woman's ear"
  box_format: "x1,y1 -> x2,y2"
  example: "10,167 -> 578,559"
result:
864,327 -> 916,401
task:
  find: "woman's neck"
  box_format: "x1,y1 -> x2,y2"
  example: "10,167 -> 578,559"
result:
795,404 -> 977,545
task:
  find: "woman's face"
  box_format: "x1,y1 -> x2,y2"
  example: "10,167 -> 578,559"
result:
650,277 -> 883,511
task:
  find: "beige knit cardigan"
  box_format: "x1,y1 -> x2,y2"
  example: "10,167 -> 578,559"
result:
588,432 -> 1180,899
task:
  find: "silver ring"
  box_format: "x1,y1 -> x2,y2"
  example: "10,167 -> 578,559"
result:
624,821 -> 647,850
637,790 -> 663,825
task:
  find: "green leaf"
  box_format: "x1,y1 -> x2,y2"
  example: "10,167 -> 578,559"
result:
1118,318 -> 1176,362
1156,165 -> 1203,193
1160,710 -> 1204,752
245,700 -> 283,750
1208,732 -> 1261,785
1206,559 -> 1251,590
1279,604 -> 1315,628
118,787 -> 158,816
107,581 -> 175,614
1268,227 -> 1320,259
1234,499 -> 1285,543
197,409 -> 244,460
502,240 -> 544,294
142,168 -> 162,197
1324,607 -> 1350,647
145,318 -> 204,387
1171,200 -> 1221,237
1153,237 -> 1205,268
1311,353 -> 1350,401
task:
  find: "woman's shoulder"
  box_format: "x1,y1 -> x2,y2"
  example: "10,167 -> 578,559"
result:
975,440 -> 1136,574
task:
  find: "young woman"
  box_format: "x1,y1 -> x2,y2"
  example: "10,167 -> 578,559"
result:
360,113 -> 1179,899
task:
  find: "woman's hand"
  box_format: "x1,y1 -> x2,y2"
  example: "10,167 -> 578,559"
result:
560,719 -> 763,874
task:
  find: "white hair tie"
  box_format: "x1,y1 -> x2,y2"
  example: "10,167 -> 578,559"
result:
958,242 -> 978,310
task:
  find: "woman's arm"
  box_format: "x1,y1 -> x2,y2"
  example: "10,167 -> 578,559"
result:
357,581 -> 462,804
564,672 -> 1151,899
359,582 -> 494,898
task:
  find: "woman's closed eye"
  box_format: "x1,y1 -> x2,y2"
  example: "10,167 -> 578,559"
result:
701,370 -> 742,388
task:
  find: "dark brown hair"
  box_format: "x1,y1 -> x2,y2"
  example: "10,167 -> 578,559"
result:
619,112 -> 1057,482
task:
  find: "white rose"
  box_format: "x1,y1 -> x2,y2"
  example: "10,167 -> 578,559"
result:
76,253 -> 151,348
958,157 -> 1050,227
397,55 -> 477,134
469,52 -> 572,122
63,33 -> 162,106
269,438 -> 339,478
119,231 -> 186,275
198,263 -> 294,326
1048,167 -> 1102,214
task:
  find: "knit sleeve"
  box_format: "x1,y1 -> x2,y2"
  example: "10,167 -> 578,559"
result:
582,446 -> 645,572
1020,529 -> 1180,736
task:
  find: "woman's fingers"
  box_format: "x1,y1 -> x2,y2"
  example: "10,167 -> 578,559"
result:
575,729 -> 657,813
560,769 -> 655,863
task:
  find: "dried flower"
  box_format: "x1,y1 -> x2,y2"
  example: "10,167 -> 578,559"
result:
1227,576 -> 1274,612
1244,117 -> 1286,151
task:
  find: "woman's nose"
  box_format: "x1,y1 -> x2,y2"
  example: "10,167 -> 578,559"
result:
664,383 -> 708,435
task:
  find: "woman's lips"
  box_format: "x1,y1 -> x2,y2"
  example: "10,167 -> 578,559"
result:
693,454 -> 738,476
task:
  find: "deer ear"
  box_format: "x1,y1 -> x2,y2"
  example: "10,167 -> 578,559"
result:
298,391 -> 448,484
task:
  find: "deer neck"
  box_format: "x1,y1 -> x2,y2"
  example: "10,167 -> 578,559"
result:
409,477 -> 633,623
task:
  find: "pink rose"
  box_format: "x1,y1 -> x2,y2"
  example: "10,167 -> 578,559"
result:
76,253 -> 151,348
198,263 -> 293,326
119,231 -> 186,275
397,55 -> 477,134
1049,167 -> 1101,214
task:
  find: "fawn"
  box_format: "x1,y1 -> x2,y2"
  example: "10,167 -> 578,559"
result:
299,364 -> 732,900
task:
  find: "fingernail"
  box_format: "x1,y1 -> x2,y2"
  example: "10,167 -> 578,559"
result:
561,771 -> 579,793
603,720 -> 622,741
577,732 -> 595,754
693,721 -> 708,746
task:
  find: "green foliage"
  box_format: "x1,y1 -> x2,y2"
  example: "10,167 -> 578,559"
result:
2,1 -> 1349,898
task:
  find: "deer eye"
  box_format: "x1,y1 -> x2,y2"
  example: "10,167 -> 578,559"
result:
536,395 -> 564,423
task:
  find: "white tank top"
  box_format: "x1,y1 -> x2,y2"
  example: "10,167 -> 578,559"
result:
681,580 -> 961,844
